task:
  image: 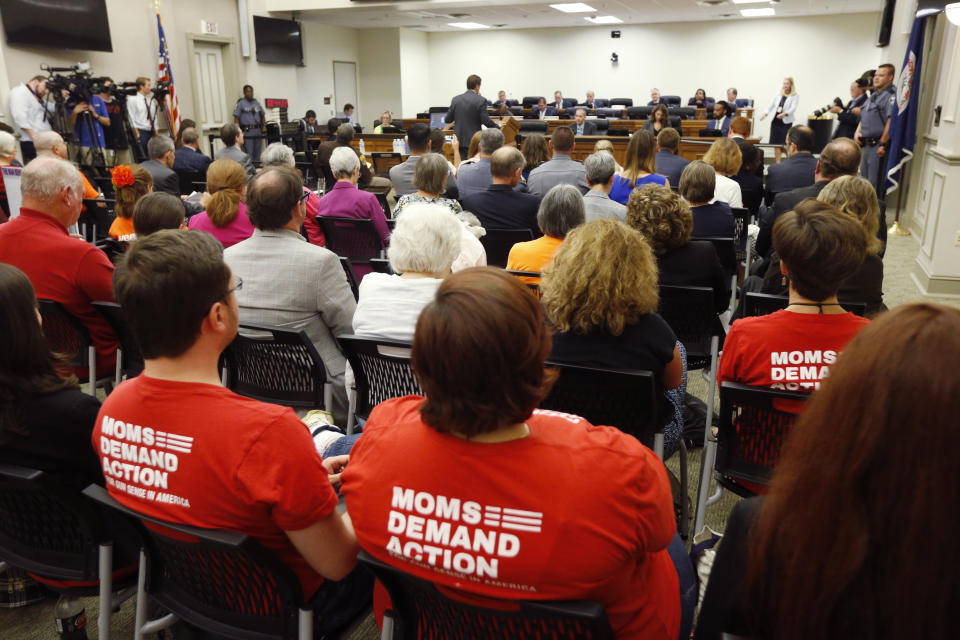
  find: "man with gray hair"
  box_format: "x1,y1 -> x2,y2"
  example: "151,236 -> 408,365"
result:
225,166 -> 356,424
173,127 -> 212,174
0,156 -> 118,376
506,183 -> 585,282
455,128 -> 505,200
142,135 -> 179,195
461,146 -> 541,237
583,152 -> 626,222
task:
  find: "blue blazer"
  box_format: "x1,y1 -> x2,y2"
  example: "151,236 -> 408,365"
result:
707,116 -> 732,136
655,150 -> 690,187
531,106 -> 557,118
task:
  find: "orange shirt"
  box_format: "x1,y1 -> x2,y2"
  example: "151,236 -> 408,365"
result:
81,173 -> 99,200
506,235 -> 563,284
108,216 -> 136,241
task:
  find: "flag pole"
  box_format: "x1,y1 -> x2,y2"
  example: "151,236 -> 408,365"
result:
888,158 -> 911,237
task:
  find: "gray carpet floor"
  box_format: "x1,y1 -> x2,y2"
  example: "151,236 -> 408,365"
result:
3,231 -> 955,640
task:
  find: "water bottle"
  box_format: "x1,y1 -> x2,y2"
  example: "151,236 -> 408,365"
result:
358,139 -> 366,155
54,595 -> 89,639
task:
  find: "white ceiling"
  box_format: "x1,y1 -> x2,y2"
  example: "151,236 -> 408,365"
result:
274,0 -> 883,31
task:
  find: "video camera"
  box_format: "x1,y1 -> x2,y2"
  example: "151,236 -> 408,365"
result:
813,97 -> 844,118
41,62 -> 115,105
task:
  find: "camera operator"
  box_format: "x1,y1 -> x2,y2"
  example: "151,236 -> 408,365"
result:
233,84 -> 266,163
68,87 -> 110,166
8,75 -> 62,162
829,77 -> 869,140
96,79 -> 133,166
126,76 -> 158,158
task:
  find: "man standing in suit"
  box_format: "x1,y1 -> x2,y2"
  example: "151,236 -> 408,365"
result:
532,97 -> 557,120
654,128 -> 689,187
569,108 -> 597,136
141,135 -> 179,196
765,125 -> 817,200
830,78 -> 869,140
446,74 -> 499,162
461,147 -> 541,237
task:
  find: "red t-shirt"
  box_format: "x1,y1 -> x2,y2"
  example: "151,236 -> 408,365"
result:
341,396 -> 680,640
92,376 -> 338,596
0,208 -> 117,376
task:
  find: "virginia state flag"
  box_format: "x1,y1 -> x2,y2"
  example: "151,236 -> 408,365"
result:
885,16 -> 927,193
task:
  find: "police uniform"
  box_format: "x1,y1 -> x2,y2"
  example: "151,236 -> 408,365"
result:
859,84 -> 896,198
233,97 -> 265,163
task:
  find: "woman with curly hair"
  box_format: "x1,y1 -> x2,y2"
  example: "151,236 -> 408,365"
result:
520,133 -> 550,181
108,164 -> 153,241
627,185 -> 729,312
188,157 -> 254,248
541,218 -> 686,459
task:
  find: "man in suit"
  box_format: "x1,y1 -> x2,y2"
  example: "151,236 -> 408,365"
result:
569,108 -> 597,136
493,90 -> 509,107
142,135 -> 179,196
706,101 -> 733,136
654,128 -> 689,187
831,78 -> 869,140
445,74 -> 499,161
552,91 -> 565,111
388,123 -> 457,198
755,137 -> 861,259
461,147 -> 541,237
215,123 -> 254,176
527,127 -> 588,197
173,127 -> 212,175
765,125 -> 817,201
456,128 -> 505,199
648,88 -> 664,106
582,90 -> 602,110
532,97 -> 557,119
583,152 -> 626,223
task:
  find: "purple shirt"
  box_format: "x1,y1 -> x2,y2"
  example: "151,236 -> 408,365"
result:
317,181 -> 390,246
188,201 -> 255,248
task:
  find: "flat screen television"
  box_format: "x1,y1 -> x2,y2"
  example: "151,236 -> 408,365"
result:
253,16 -> 303,66
0,0 -> 112,52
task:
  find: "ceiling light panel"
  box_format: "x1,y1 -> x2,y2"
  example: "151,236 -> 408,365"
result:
585,15 -> 623,23
740,7 -> 775,16
550,3 -> 596,13
447,22 -> 490,28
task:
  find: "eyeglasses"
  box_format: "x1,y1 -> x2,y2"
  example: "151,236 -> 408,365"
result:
224,275 -> 243,299
299,190 -> 310,203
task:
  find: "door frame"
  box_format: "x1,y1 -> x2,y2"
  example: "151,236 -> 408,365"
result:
185,33 -> 241,153
333,60 -> 359,124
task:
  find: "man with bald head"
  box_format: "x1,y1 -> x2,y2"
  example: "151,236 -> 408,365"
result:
460,146 -> 541,238
0,156 -> 117,376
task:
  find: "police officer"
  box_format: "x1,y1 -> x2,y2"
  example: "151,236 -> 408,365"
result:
855,64 -> 897,199
233,84 -> 266,163
830,77 -> 869,140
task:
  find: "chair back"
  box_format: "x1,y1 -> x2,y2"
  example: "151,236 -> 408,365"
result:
657,285 -> 718,362
36,299 -> 91,369
222,322 -> 328,409
176,171 -> 205,196
609,98 -> 633,107
337,335 -> 422,421
743,293 -> 867,318
539,362 -> 663,449
92,301 -> 144,379
518,121 -> 548,134
82,484 -> 306,640
701,237 -> 737,277
521,96 -> 541,108
668,107 -> 697,120
338,257 -> 361,300
730,207 -> 750,262
626,106 -> 650,120
372,152 -> 403,176
505,269 -> 542,296
357,550 -> 613,640
592,118 -> 610,133
662,95 -> 682,106
715,382 -> 809,490
316,216 -> 383,261
369,258 -> 395,275
478,228 -> 534,268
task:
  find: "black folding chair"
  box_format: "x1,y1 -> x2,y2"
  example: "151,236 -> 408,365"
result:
176,171 -> 205,196
82,484 -> 318,640
742,293 -> 868,318
715,382 -> 809,495
358,550 -> 613,640
700,237 -> 738,315
80,198 -> 115,243
316,216 -> 385,264
339,257 -> 361,301
0,464 -> 137,640
337,335 -> 422,434
222,322 -> 331,411
369,258 -> 395,275
479,228 -> 534,268
92,301 -> 144,384
37,299 -> 111,395
730,207 -> 751,266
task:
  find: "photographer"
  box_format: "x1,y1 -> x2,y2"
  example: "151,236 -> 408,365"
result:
233,85 -> 266,163
68,88 -> 109,166
829,77 -> 869,140
97,79 -> 133,166
126,76 -> 157,159
8,75 -> 61,162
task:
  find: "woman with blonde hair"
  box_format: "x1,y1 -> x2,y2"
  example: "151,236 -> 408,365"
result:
593,138 -> 625,174
521,133 -> 550,181
702,138 -> 744,208
541,218 -> 686,459
609,130 -> 667,204
760,77 -> 799,163
108,164 -> 153,241
188,157 -> 253,248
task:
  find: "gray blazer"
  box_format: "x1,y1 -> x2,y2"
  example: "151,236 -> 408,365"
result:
583,190 -> 626,223
140,159 -> 179,196
527,153 -> 589,197
388,155 -> 457,198
445,90 -> 498,148
223,228 -> 356,423
215,144 -> 255,176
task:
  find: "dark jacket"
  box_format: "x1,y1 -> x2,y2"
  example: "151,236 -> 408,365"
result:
731,170 -> 764,216
655,150 -> 690,187
314,140 -> 374,188
446,90 -> 498,148
765,152 -> 817,201
141,159 -> 179,196
460,184 -> 542,238
531,106 -> 558,118
756,181 -> 828,257
658,241 -> 731,312
173,146 -> 212,175
691,202 -> 735,239
834,93 -> 867,140
568,120 -> 597,135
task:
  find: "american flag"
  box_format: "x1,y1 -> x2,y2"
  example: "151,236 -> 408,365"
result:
156,13 -> 181,137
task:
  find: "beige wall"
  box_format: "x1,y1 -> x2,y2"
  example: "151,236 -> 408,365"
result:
357,28 -> 402,128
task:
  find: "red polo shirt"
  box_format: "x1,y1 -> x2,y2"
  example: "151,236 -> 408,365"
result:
0,207 -> 117,376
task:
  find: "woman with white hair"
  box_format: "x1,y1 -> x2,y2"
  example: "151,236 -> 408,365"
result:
352,203 -> 460,341
0,131 -> 21,222
261,142 -> 326,246
393,153 -> 462,216
316,146 -> 390,248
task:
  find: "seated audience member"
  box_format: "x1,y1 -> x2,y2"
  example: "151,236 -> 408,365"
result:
731,143 -> 764,215
765,125 -> 817,198
757,137 -> 861,258
172,127 -> 212,175
689,88 -> 709,108
317,147 -> 391,250
507,184 -> 584,282
655,128 -> 690,187
188,158 -> 254,248
223,166 -> 355,424
727,116 -> 752,147
341,267 -> 684,640
718,200 -> 869,396
372,111 -> 394,134
0,131 -> 19,222
428,128 -> 458,175
132,192 -> 186,237
583,152 -> 627,223
702,138 -> 744,208
543,219 -> 687,461
643,104 -> 671,136
456,128 -> 504,199
141,135 -> 179,196
461,147 -> 541,238
214,123 -> 254,176
521,133 -> 550,181
353,204 -> 461,341
325,117 -> 342,141
627,185 -> 729,312
174,118 -> 196,149
648,87 -> 664,106
34,132 -> 101,202
100,230 -> 370,632
696,303 -> 960,640
109,164 -> 153,241
395,153 -> 462,216
680,161 -> 735,238
532,97 -> 557,119
0,157 -> 117,377
261,142 -> 324,246
594,139 -> 625,174
315,123 -> 390,193
569,108 -> 597,136
454,130 -> 483,168
527,127 -> 588,197
389,123 -> 456,198
610,130 -> 667,204
706,101 -> 733,136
